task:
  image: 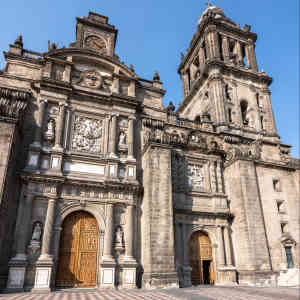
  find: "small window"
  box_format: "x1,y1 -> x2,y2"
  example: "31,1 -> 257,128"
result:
228,108 -> 232,123
256,93 -> 260,107
260,116 -> 264,130
273,179 -> 281,192
277,200 -> 284,213
240,101 -> 248,125
195,115 -> 201,125
281,223 -> 288,233
285,247 -> 294,269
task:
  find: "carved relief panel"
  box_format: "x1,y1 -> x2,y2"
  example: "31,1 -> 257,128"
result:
71,115 -> 104,154
71,64 -> 112,92
187,164 -> 205,191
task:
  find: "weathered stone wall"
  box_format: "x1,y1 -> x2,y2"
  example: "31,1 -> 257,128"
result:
141,145 -> 178,288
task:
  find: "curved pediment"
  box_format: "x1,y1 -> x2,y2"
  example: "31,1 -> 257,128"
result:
46,48 -> 136,78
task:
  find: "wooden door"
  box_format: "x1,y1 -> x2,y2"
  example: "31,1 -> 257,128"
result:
56,211 -> 99,288
189,232 -> 214,285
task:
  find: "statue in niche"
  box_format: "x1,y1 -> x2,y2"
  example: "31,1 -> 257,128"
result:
32,222 -> 42,241
44,118 -> 55,142
225,84 -> 233,101
115,226 -> 124,249
119,131 -> 126,146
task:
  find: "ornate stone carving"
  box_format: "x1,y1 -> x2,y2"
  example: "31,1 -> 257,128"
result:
85,35 -> 107,54
31,222 -> 42,242
72,116 -> 103,154
187,164 -> 205,190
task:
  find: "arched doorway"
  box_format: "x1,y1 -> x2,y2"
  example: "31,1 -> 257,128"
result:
56,211 -> 99,288
189,231 -> 214,285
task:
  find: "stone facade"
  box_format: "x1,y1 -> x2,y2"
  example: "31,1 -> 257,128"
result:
0,7 -> 299,292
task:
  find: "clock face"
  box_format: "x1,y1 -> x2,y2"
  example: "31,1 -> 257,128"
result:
85,36 -> 106,54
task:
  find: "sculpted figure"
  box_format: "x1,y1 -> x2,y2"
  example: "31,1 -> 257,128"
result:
44,119 -> 55,141
119,131 -> 126,145
32,223 -> 42,241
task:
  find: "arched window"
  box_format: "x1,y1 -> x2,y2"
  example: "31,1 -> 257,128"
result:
228,108 -> 232,123
240,100 -> 248,125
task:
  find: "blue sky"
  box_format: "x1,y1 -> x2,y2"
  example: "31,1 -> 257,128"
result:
0,0 -> 299,156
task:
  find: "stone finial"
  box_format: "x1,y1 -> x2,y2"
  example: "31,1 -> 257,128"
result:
167,101 -> 175,113
129,64 -> 135,72
244,24 -> 251,32
153,71 -> 160,82
205,1 -> 212,7
14,35 -> 23,48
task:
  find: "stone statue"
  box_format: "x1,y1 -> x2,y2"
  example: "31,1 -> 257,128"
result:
32,222 -> 42,241
44,118 -> 55,141
119,131 -> 126,145
115,226 -> 123,248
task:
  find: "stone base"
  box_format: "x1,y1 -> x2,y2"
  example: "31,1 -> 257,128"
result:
142,272 -> 179,289
237,270 -> 278,287
182,266 -> 192,287
32,259 -> 54,292
100,261 -> 116,289
215,267 -> 237,285
119,259 -> 138,289
6,257 -> 27,291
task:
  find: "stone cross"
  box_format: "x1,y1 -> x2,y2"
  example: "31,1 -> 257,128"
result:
205,1 -> 212,7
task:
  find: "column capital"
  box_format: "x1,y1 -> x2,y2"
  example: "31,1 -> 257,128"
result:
40,98 -> 48,104
128,115 -> 136,121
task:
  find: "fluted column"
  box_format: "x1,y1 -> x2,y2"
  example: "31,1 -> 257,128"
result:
205,25 -> 220,60
183,223 -> 190,266
222,36 -> 230,63
13,189 -> 34,260
54,102 -> 66,149
199,45 -> 206,67
103,204 -> 114,260
217,226 -> 226,267
224,226 -> 233,266
124,205 -> 135,260
235,41 -> 244,67
33,99 -> 47,147
109,114 -> 117,158
39,197 -> 57,261
127,116 -> 135,160
182,72 -> 189,98
246,39 -> 258,72
210,69 -> 226,125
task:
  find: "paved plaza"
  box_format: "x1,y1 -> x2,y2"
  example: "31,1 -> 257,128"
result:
0,287 -> 299,300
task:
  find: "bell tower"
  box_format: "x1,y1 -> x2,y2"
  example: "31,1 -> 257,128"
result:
177,4 -> 278,140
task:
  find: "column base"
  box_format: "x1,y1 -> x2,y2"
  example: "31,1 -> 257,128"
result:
33,258 -> 54,292
182,265 -> 192,287
119,259 -> 138,289
216,267 -> 237,285
6,257 -> 27,291
142,271 -> 179,289
100,260 -> 116,289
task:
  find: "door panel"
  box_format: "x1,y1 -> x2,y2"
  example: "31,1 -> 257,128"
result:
56,211 -> 99,288
189,232 -> 214,285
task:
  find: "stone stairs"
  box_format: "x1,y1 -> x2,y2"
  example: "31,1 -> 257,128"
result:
278,268 -> 300,287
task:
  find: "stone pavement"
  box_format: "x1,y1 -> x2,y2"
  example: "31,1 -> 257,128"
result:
0,286 -> 299,300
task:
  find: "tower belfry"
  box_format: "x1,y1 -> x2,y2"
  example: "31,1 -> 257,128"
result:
177,5 -> 278,140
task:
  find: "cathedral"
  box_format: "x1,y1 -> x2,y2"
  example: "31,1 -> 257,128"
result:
0,5 -> 299,293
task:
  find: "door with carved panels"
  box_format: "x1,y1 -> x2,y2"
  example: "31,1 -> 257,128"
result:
189,231 -> 214,285
56,211 -> 99,288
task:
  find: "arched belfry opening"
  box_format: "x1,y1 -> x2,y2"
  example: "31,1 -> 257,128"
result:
56,211 -> 99,288
189,231 -> 214,285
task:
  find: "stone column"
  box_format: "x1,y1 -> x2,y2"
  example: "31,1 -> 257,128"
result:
205,25 -> 220,60
33,98 -> 47,147
199,45 -> 206,67
33,197 -> 57,291
182,72 -> 189,98
100,203 -> 116,289
182,223 -> 192,287
245,39 -> 258,72
112,75 -> 120,93
222,36 -> 230,63
54,102 -> 66,150
127,116 -> 135,161
235,41 -> 244,67
224,226 -> 233,266
175,222 -> 183,265
124,205 -> 135,260
6,189 -> 34,291
109,114 -> 118,158
128,80 -> 136,97
217,226 -> 226,267
39,198 -> 57,260
103,204 -> 114,260
209,68 -> 227,126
